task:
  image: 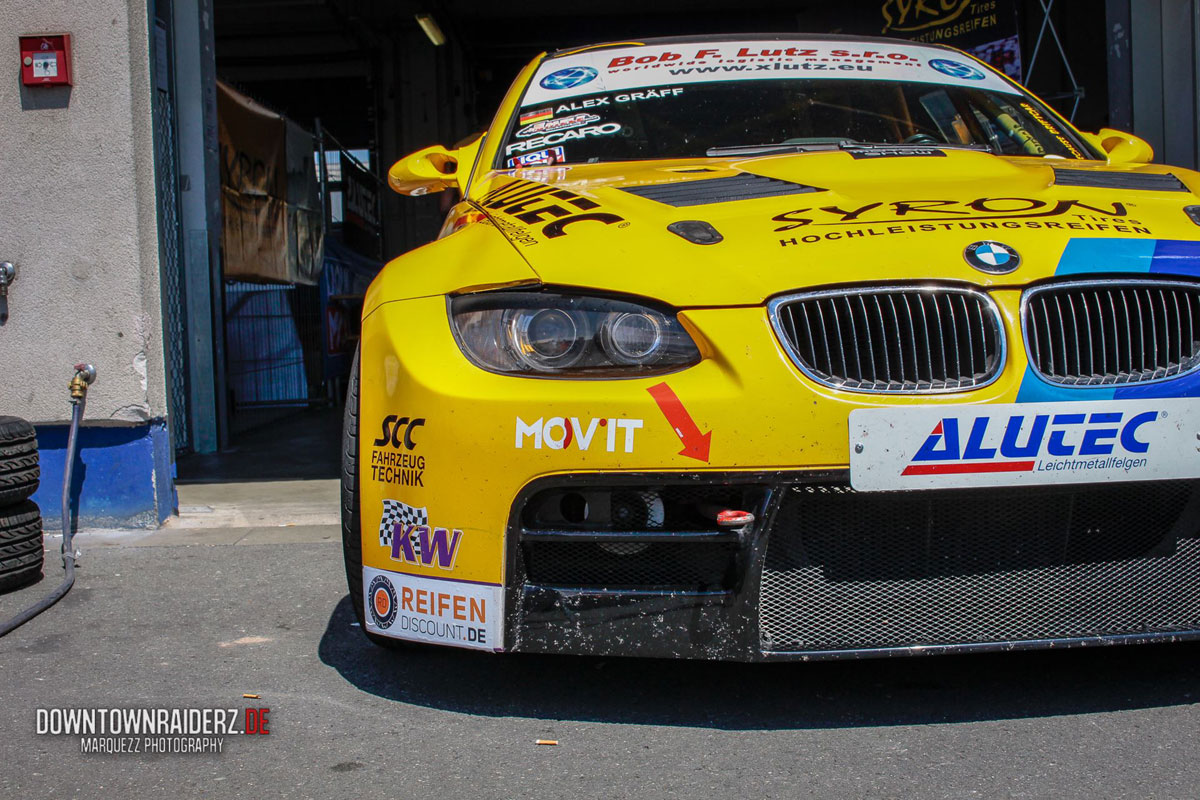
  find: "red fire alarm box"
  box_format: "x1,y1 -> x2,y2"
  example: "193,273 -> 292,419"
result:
20,34 -> 72,87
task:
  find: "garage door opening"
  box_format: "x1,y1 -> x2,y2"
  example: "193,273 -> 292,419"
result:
166,0 -> 1108,484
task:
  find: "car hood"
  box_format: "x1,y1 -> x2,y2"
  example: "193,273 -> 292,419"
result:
469,150 -> 1200,307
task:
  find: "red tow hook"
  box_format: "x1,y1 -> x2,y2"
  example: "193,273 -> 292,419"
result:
716,509 -> 756,528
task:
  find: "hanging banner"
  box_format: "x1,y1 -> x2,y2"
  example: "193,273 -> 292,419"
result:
218,81 -> 289,283
879,0 -> 1023,81
340,152 -> 381,261
286,120 -> 324,285
218,81 -> 323,285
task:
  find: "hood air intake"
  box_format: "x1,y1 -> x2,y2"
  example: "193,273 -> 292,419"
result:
1052,168 -> 1187,192
620,173 -> 824,207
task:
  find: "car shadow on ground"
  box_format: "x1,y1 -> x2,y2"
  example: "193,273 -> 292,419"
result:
318,594 -> 1199,730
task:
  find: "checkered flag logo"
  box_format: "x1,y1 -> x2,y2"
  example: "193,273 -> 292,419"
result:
379,499 -> 428,548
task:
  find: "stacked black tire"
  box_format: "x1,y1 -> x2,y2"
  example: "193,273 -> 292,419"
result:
0,417 -> 43,592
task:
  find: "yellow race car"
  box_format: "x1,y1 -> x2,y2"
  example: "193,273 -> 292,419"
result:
343,34 -> 1200,660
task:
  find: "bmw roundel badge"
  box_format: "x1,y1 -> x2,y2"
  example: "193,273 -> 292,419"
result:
963,241 -> 1021,274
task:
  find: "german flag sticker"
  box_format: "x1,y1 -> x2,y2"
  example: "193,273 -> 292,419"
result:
519,107 -> 553,126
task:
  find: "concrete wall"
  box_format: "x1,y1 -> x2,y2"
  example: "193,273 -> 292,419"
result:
0,0 -> 167,426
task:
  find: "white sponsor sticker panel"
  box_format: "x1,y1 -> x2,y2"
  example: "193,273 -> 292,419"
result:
522,40 -> 1016,106
849,398 -> 1200,492
363,565 -> 503,652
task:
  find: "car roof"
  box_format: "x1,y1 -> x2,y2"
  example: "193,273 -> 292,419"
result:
549,33 -> 958,58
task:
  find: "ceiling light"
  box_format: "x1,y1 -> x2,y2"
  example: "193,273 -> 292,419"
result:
415,14 -> 446,47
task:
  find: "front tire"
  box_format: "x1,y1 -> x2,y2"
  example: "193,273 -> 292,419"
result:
341,347 -> 407,650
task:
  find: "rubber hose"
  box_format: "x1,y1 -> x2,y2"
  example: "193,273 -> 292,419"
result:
0,397 -> 84,637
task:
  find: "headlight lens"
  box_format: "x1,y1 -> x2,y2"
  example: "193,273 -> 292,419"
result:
505,307 -> 591,370
450,291 -> 700,377
602,311 -> 664,365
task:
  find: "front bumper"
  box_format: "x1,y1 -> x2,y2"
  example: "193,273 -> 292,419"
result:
506,472 -> 1200,660
359,295 -> 1200,659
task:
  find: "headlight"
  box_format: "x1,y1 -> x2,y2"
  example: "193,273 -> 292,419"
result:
449,291 -> 701,377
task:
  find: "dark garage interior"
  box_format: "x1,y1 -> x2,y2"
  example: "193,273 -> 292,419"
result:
172,0 -> 1112,480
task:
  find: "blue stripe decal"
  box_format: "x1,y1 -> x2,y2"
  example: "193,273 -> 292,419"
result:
1112,371 -> 1200,399
1054,237 -> 1156,276
1016,238 -> 1200,402
1150,238 -> 1200,277
1015,366 -> 1114,403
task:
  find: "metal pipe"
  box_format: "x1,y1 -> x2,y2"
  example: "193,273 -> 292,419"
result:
0,364 -> 96,637
315,117 -> 330,233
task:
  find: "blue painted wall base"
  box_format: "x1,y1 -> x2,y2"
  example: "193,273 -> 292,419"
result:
31,420 -> 176,530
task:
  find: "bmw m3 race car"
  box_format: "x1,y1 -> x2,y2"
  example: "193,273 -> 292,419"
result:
342,34 -> 1200,660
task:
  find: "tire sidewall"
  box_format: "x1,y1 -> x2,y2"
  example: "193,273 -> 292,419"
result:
341,347 -> 366,626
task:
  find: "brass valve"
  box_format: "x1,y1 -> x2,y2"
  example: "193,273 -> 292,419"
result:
69,363 -> 97,403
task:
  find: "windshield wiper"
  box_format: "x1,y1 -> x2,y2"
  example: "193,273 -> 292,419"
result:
705,142 -> 840,157
841,140 -> 994,153
706,139 -> 993,157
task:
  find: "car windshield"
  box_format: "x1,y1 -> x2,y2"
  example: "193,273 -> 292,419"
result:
499,40 -> 1095,167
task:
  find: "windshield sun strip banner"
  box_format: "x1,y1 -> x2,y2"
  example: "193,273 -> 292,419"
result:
521,40 -> 1018,106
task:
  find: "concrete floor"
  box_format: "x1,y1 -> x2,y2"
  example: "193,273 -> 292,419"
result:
3,502 -> 1200,798
73,478 -> 340,545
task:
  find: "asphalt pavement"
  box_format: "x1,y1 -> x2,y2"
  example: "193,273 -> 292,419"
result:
2,507 -> 1200,798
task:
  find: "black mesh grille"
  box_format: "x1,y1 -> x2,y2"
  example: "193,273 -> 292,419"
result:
772,287 -> 1003,392
523,541 -> 737,589
1024,280 -> 1200,385
1052,168 -> 1187,192
760,481 -> 1200,651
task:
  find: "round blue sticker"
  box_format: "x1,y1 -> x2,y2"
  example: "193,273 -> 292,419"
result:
929,58 -> 986,80
540,66 -> 598,91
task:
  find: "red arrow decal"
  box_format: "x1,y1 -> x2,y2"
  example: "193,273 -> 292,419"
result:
647,382 -> 712,463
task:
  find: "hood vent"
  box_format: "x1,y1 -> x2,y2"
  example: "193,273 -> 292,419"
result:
1052,168 -> 1187,192
620,173 -> 824,207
